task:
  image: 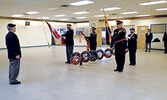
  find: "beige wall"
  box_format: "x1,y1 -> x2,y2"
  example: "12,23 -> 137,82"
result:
1,17 -> 167,49
0,19 -> 89,48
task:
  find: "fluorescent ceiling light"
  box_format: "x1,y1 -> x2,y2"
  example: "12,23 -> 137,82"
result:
139,0 -> 167,6
95,15 -> 109,17
136,15 -> 150,17
76,17 -> 87,19
121,11 -> 138,15
70,0 -> 94,6
73,11 -> 89,15
38,17 -> 50,19
58,19 -> 69,21
111,17 -> 124,19
48,8 -> 59,10
25,11 -> 39,15
156,8 -> 167,11
54,14 -> 66,17
11,14 -> 24,17
100,7 -> 121,11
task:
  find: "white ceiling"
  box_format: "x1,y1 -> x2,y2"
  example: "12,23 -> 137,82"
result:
0,0 -> 167,22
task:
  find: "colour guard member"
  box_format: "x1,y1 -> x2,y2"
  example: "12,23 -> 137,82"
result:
113,20 -> 128,72
86,27 -> 97,51
62,24 -> 74,64
128,28 -> 138,66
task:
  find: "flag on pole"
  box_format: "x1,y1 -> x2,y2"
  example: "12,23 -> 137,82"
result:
103,10 -> 115,49
79,30 -> 90,51
45,21 -> 65,45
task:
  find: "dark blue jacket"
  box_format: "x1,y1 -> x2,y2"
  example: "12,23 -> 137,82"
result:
62,29 -> 74,46
128,34 -> 138,49
145,33 -> 153,43
6,32 -> 21,59
87,32 -> 97,46
163,32 -> 167,42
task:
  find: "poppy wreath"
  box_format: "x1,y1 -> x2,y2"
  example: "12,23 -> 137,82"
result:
70,52 -> 81,65
89,50 -> 98,61
104,48 -> 113,58
81,51 -> 90,63
96,49 -> 105,60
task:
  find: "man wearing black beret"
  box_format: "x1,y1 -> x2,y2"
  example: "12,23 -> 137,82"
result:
86,27 -> 97,51
62,24 -> 74,64
6,23 -> 21,85
128,28 -> 138,66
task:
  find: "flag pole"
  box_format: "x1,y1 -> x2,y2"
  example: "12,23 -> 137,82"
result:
41,17 -> 50,48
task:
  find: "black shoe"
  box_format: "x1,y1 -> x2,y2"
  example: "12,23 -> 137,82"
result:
129,63 -> 132,65
131,64 -> 136,66
10,81 -> 21,85
65,61 -> 70,63
65,61 -> 71,64
118,70 -> 123,72
145,50 -> 147,52
164,52 -> 167,54
114,69 -> 119,72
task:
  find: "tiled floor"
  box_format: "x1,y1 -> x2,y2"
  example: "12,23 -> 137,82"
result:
0,46 -> 167,100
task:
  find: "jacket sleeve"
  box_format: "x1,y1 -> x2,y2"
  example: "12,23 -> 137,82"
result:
163,32 -> 165,41
13,35 -> 21,56
151,33 -> 153,40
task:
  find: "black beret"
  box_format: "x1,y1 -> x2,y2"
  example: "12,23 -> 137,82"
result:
116,20 -> 123,25
130,28 -> 135,31
92,27 -> 96,30
7,23 -> 16,27
67,24 -> 71,26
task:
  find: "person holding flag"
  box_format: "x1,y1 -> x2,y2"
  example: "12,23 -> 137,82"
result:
113,20 -> 128,72
86,27 -> 97,51
62,24 -> 74,64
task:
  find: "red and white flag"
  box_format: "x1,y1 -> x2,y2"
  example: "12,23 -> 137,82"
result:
46,21 -> 65,45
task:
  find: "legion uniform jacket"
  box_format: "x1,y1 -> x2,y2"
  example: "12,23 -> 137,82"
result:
128,33 -> 138,49
113,28 -> 127,49
62,29 -> 74,46
87,32 -> 97,46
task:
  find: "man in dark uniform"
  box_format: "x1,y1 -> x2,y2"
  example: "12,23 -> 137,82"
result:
145,29 -> 153,52
163,31 -> 167,54
128,28 -> 138,66
113,20 -> 128,72
6,23 -> 21,85
86,27 -> 97,51
62,24 -> 74,64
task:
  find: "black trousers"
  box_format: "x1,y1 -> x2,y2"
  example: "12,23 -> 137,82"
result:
164,41 -> 167,52
129,47 -> 137,65
66,45 -> 74,62
90,45 -> 97,51
115,42 -> 126,71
